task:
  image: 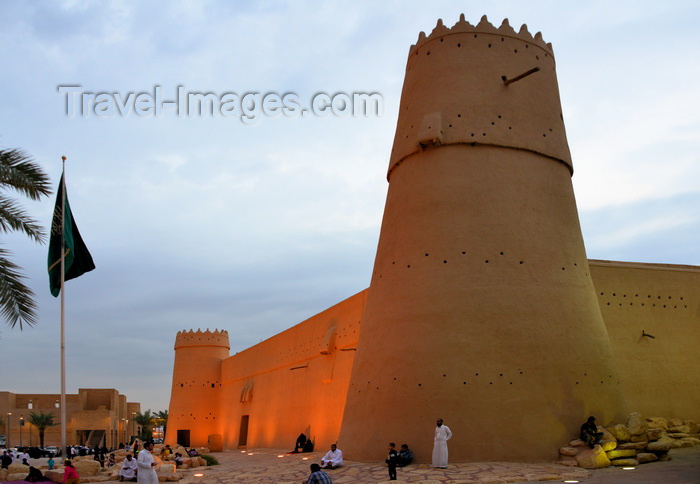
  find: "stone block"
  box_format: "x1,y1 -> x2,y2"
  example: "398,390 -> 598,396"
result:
658,453 -> 672,461
610,458 -> 639,467
44,469 -> 64,483
75,459 -> 101,476
557,456 -> 578,467
685,420 -> 698,433
8,463 -> 27,474
637,453 -> 658,464
646,417 -> 669,430
197,456 -> 207,466
607,424 -> 630,442
208,433 -> 223,452
646,440 -> 672,453
669,418 -> 683,426
630,434 -> 648,443
601,440 -> 617,452
627,412 -> 648,436
574,446 -> 611,469
158,475 -> 182,481
668,425 -> 690,433
676,437 -> 699,448
617,442 -> 647,450
0,468 -> 6,481
600,427 -> 617,451
569,439 -> 588,447
646,429 -> 662,441
605,449 -> 636,459
158,463 -> 176,474
8,473 -> 29,481
559,446 -> 578,456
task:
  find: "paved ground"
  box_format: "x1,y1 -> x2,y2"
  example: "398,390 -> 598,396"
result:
174,445 -> 700,483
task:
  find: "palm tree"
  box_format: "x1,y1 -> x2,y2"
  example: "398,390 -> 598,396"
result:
154,410 -> 168,440
28,411 -> 56,448
0,148 -> 51,329
133,410 -> 155,442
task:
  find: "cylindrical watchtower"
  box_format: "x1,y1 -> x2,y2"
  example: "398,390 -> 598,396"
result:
166,329 -> 229,449
339,15 -> 625,462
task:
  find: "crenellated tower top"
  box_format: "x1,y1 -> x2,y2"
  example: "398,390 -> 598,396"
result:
389,14 -> 571,180
409,15 -> 553,57
174,328 -> 230,350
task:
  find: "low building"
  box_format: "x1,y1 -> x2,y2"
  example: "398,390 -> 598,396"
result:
0,389 -> 140,448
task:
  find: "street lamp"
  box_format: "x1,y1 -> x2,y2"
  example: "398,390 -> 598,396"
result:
6,413 -> 11,449
19,415 -> 24,447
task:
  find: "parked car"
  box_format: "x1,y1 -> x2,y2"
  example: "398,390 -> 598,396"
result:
43,446 -> 60,457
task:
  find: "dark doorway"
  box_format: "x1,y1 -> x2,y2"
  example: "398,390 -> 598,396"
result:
238,415 -> 249,448
177,429 -> 190,447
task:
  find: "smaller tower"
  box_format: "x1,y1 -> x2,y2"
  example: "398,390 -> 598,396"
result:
166,329 -> 229,449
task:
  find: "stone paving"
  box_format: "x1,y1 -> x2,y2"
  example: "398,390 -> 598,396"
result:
176,448 -> 592,483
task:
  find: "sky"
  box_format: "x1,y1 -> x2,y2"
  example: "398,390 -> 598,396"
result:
0,0 -> 698,413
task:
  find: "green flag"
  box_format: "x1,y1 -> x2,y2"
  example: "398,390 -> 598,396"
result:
47,174 -> 95,296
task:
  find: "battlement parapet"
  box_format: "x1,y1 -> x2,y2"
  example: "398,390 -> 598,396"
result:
174,328 -> 230,350
410,15 -> 553,58
388,13 -> 571,178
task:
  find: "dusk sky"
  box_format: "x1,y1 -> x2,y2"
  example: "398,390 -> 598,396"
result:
1,1 -> 698,413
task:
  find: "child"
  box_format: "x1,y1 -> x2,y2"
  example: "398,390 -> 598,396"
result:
385,442 -> 398,481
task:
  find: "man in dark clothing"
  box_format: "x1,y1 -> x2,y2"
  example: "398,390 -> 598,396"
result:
1,450 -> 12,469
580,416 -> 604,448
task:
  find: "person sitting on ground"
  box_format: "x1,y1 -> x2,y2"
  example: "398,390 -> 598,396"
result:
306,463 -> 333,484
107,453 -> 116,468
63,460 -> 81,484
321,444 -> 343,469
187,448 -> 199,457
24,465 -> 45,482
397,444 -> 413,466
174,453 -> 184,468
118,454 -> 137,482
302,438 -> 314,453
294,433 -> 307,453
161,445 -> 172,459
580,416 -> 604,448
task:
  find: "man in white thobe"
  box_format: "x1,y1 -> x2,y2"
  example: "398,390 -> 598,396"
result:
432,418 -> 452,468
321,444 -> 343,469
119,454 -> 138,481
136,441 -> 158,484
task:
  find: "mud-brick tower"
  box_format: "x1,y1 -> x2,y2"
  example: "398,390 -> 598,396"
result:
166,329 -> 229,449
339,15 -> 626,462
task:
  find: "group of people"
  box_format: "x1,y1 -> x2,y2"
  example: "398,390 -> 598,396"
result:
304,441 -> 414,483
1,447 -> 31,467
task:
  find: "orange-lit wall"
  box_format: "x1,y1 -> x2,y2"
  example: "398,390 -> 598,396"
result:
166,330 -> 229,447
218,290 -> 366,451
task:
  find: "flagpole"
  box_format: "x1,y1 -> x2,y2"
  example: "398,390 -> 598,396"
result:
60,156 -> 67,457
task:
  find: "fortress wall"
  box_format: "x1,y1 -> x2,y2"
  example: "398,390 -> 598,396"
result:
219,290 -> 366,450
591,260 -> 700,420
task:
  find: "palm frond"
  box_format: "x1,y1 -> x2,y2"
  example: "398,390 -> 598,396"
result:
0,195 -> 47,243
0,149 -> 52,200
0,248 -> 38,329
